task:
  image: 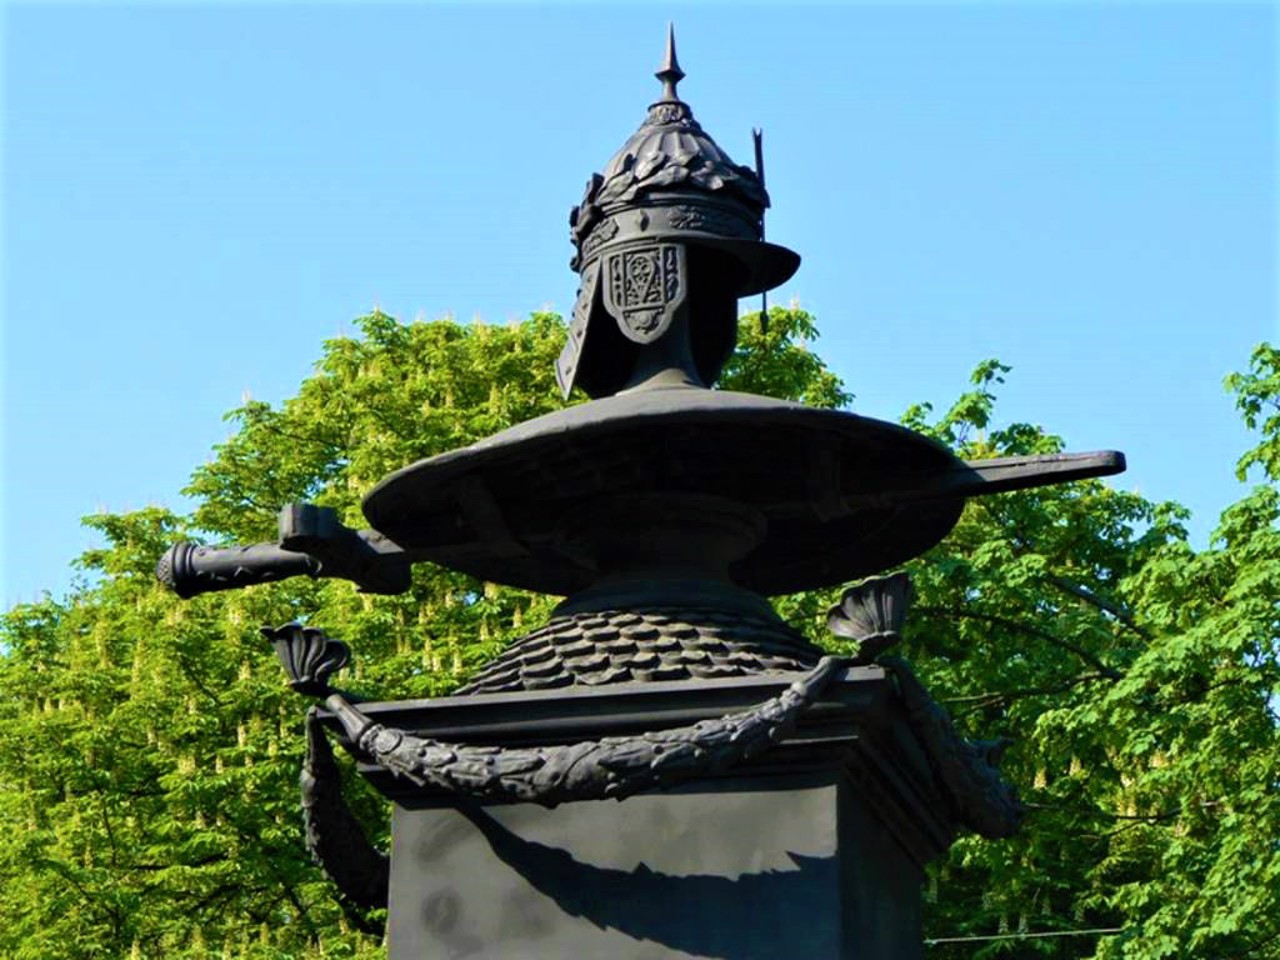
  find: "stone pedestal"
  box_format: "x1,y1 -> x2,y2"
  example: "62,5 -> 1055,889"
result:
331,665 -> 960,960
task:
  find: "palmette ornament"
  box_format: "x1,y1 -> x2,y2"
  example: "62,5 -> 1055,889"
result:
826,572 -> 914,664
261,622 -> 351,697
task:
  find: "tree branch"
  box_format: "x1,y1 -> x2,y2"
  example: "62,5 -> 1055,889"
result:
941,672 -> 1112,712
1045,576 -> 1151,642
914,606 -> 1124,680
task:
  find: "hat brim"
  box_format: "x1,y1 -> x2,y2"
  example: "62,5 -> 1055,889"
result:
693,238 -> 800,297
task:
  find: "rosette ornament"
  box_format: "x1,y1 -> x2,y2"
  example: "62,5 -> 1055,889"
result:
261,623 -> 352,697
826,572 -> 913,664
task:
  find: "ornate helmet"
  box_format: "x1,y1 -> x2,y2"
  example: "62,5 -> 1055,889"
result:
556,27 -> 801,399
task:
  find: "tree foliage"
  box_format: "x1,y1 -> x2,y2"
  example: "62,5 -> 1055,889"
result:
905,350 -> 1280,958
1,309 -> 1276,958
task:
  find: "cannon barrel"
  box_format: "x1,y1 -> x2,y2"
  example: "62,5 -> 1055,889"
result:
156,541 -> 322,599
156,504 -> 414,598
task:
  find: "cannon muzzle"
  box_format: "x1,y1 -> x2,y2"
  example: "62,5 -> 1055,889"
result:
156,504 -> 413,598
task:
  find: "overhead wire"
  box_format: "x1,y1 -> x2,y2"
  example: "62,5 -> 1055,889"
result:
925,926 -> 1126,946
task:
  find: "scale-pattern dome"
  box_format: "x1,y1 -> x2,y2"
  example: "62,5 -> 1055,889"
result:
455,606 -> 823,695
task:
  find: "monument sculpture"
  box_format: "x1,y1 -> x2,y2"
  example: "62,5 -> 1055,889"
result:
158,28 -> 1124,959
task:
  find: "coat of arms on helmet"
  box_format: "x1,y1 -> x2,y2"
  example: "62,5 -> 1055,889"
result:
602,243 -> 687,344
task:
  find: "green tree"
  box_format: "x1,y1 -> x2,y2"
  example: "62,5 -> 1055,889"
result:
907,349 -> 1280,958
0,311 -> 573,959
1,310 -> 1275,959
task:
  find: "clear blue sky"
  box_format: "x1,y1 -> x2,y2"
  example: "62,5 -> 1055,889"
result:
2,3 -> 1275,606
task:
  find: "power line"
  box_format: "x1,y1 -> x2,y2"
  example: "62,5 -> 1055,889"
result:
925,926 -> 1126,946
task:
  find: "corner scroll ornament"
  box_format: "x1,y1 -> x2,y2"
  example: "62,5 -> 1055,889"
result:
825,572 -> 1022,839
883,657 -> 1024,839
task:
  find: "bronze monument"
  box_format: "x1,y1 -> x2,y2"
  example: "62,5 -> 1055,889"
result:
159,28 -> 1124,958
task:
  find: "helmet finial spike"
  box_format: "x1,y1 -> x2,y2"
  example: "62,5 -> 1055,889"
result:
655,23 -> 685,103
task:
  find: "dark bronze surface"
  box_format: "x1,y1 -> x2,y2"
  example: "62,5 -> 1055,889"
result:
157,502 -> 409,598
323,656 -> 844,809
387,778 -> 864,958
558,24 -> 799,399
363,386 -> 1123,596
158,29 -> 1125,608
454,604 -> 823,695
300,710 -> 389,917
153,33 -> 1119,947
